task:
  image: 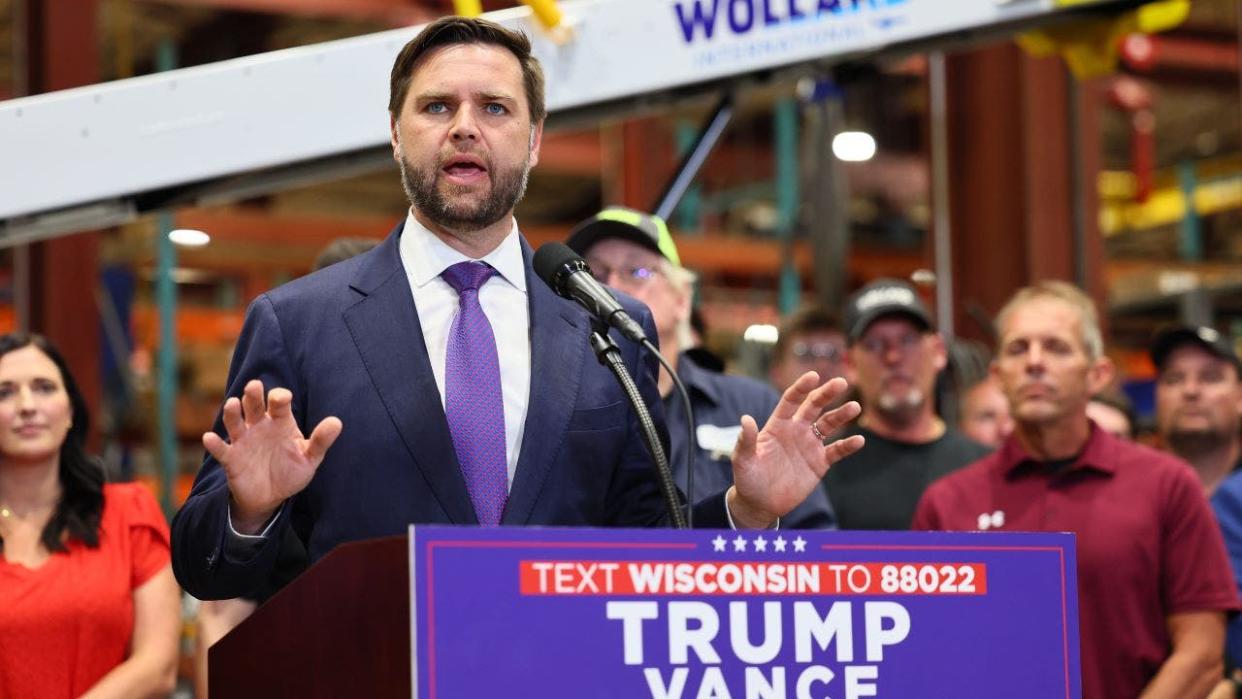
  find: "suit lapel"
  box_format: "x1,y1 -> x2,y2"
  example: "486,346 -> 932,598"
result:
342,223 -> 478,524
503,239 -> 587,525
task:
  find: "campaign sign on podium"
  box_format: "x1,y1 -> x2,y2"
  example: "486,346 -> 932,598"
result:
408,526 -> 1079,699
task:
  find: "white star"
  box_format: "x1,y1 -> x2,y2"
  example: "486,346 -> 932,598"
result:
773,536 -> 787,552
712,535 -> 727,552
793,536 -> 807,553
733,535 -> 748,552
753,536 -> 768,552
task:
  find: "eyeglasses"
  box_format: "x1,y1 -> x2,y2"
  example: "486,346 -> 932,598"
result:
791,342 -> 842,363
857,333 -> 922,356
587,261 -> 662,287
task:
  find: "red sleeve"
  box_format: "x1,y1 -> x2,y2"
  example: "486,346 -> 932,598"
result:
121,484 -> 172,589
911,484 -> 944,531
1161,462 -> 1241,614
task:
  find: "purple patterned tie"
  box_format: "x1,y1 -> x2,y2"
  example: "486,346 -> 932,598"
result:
441,261 -> 508,526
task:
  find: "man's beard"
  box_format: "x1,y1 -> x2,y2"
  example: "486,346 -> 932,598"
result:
1167,425 -> 1232,460
398,150 -> 531,233
874,388 -> 925,426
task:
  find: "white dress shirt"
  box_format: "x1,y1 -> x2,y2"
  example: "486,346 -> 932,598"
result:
398,210 -> 531,489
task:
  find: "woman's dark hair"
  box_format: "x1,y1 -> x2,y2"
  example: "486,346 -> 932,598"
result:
0,333 -> 104,552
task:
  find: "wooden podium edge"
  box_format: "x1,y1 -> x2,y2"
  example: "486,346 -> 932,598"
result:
209,535 -> 410,698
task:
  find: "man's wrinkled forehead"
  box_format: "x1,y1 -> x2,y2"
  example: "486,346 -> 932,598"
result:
998,297 -> 1083,340
793,329 -> 846,345
407,44 -> 526,101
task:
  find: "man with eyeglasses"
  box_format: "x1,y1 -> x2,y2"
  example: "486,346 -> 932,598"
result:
567,207 -> 836,529
820,278 -> 988,529
769,306 -> 848,393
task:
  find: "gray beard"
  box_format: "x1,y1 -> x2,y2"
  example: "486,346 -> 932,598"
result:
874,388 -> 925,426
399,153 -> 531,233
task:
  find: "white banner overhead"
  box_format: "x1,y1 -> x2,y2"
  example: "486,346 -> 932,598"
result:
0,0 -> 1137,233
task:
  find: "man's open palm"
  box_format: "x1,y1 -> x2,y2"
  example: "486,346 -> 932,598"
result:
202,379 -> 342,532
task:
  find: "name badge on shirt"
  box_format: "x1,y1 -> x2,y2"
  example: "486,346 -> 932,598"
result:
697,424 -> 743,461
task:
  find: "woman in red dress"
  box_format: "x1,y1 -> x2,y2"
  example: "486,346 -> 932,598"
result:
0,333 -> 180,698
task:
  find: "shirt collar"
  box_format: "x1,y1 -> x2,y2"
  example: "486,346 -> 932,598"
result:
999,420 -> 1118,477
398,209 -> 527,293
674,352 -> 721,405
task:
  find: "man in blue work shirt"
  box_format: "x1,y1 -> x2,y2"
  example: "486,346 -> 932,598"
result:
567,207 -> 836,529
1153,325 -> 1242,678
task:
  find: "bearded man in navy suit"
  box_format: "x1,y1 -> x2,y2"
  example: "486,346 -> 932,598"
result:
172,16 -> 863,600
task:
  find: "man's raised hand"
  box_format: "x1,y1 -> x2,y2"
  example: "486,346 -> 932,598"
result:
728,373 -> 864,529
202,379 -> 343,534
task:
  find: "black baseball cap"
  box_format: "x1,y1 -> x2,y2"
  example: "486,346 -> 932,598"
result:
565,206 -> 681,266
1150,325 -> 1242,373
844,278 -> 934,343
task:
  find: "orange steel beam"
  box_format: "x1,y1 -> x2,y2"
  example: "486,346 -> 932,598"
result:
538,131 -> 603,175
173,207 -> 922,283
176,207 -> 393,248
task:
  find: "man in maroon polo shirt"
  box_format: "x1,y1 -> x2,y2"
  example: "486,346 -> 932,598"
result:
913,281 -> 1237,699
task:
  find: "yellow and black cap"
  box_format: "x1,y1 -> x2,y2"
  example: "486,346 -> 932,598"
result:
566,206 -> 681,267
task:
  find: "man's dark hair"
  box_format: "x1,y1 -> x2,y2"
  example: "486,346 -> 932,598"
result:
1091,388 -> 1137,435
0,333 -> 105,554
312,237 -> 380,272
773,306 -> 843,360
388,16 -> 547,124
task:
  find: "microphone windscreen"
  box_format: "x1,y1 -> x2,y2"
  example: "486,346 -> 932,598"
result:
533,242 -> 583,291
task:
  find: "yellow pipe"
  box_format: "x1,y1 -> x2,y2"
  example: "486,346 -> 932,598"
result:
521,0 -> 564,30
1100,175 -> 1242,236
453,0 -> 484,17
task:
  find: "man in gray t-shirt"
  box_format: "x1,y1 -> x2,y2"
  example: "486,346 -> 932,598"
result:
822,279 -> 989,529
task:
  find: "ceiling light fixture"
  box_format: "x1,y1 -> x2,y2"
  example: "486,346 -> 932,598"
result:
168,229 -> 210,247
832,131 -> 877,162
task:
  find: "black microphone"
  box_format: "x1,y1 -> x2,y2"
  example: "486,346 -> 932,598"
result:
533,242 -> 648,344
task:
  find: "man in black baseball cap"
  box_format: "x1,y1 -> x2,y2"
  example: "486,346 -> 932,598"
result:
822,278 -> 989,530
842,277 -> 934,343
567,206 -> 837,530
1153,329 -> 1242,677
1152,325 -> 1242,495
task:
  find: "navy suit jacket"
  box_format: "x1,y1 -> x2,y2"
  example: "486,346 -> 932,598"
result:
172,222 -> 729,600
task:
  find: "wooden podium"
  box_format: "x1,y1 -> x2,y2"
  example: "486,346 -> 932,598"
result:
209,536 -> 410,698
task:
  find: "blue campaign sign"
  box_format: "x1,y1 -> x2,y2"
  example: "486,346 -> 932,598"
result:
408,527 -> 1079,699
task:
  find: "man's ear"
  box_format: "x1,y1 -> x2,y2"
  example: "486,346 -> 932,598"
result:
842,354 -> 857,385
1087,355 -> 1116,396
1231,367 -> 1242,414
528,121 -> 544,168
846,346 -> 861,383
390,114 -> 402,161
931,333 -> 948,371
